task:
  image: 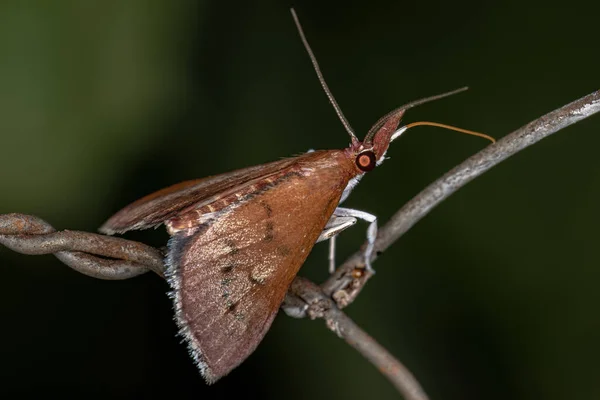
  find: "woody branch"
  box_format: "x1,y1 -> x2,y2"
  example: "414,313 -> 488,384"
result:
1,89 -> 599,400
321,89 -> 600,304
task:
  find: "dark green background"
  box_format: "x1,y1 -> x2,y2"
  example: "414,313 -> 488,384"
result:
1,1 -> 598,399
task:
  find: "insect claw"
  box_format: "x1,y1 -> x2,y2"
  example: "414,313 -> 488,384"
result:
365,260 -> 376,275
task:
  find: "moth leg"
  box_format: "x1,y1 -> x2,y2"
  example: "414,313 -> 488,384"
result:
333,207 -> 377,273
328,235 -> 336,274
316,215 -> 357,273
316,215 -> 357,243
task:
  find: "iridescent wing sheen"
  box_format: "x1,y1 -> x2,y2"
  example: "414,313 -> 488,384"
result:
99,153 -> 316,235
166,151 -> 355,382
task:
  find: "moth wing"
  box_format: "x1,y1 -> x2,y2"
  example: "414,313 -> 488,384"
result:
167,155 -> 350,382
99,155 -> 306,234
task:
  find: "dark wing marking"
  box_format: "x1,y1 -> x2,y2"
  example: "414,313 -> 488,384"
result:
166,151 -> 352,382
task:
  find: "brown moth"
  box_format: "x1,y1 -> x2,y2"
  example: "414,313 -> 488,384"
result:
100,9 -> 492,383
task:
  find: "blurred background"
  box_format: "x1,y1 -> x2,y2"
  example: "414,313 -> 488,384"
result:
1,1 -> 599,399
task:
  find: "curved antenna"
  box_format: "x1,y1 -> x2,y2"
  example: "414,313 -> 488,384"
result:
290,8 -> 358,143
364,87 -> 469,143
391,121 -> 496,143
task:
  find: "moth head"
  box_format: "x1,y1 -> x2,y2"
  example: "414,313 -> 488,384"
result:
350,108 -> 406,171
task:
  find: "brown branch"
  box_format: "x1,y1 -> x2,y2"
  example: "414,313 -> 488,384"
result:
0,213 -> 165,279
1,89 -> 599,399
287,277 -> 430,400
321,89 -> 600,306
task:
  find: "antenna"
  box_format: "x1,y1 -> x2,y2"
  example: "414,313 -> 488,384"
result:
365,87 -> 469,142
290,8 -> 359,143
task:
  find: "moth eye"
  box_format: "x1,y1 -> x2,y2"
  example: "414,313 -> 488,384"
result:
356,151 -> 376,172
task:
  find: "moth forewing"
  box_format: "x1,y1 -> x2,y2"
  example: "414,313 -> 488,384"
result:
155,150 -> 360,382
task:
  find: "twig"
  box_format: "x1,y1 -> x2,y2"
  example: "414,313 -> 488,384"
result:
288,277 -> 429,400
0,214 -> 165,278
321,89 -> 600,306
1,89 -> 599,399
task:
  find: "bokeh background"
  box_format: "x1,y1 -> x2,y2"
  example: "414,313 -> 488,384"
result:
1,1 -> 599,399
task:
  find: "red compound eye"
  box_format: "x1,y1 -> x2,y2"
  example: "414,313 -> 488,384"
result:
356,151 -> 376,172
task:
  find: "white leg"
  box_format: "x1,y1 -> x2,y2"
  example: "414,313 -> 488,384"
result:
328,235 -> 336,274
317,215 -> 356,274
316,216 -> 356,243
333,207 -> 377,273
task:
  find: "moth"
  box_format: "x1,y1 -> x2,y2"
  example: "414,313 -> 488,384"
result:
100,9 -> 493,383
